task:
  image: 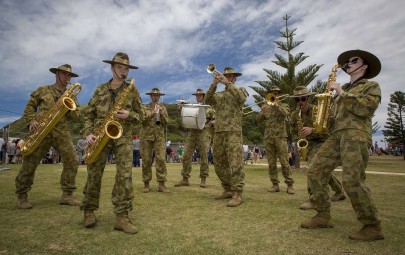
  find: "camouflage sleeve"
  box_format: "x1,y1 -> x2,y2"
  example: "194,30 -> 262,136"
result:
205,83 -> 217,107
226,83 -> 248,105
278,102 -> 290,117
127,85 -> 143,123
256,111 -> 265,124
23,87 -> 42,125
290,110 -> 299,141
339,81 -> 381,117
160,104 -> 169,126
82,88 -> 99,136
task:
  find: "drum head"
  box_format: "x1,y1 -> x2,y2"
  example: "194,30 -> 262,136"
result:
181,105 -> 207,130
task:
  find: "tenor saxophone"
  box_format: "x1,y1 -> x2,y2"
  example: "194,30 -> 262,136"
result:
21,83 -> 82,156
83,79 -> 134,164
312,64 -> 340,134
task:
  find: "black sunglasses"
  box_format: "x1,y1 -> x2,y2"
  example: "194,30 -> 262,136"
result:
344,57 -> 360,66
295,97 -> 307,102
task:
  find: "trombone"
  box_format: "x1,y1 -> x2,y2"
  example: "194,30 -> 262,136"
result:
243,101 -> 265,116
265,93 -> 289,105
242,92 -> 289,116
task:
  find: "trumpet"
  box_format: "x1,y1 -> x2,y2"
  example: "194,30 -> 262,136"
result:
154,104 -> 161,125
207,64 -> 226,81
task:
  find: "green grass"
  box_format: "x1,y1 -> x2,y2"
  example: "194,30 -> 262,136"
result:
0,156 -> 404,255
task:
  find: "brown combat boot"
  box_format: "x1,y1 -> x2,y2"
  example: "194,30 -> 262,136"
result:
268,184 -> 280,193
114,211 -> 138,234
17,193 -> 33,209
349,225 -> 384,241
226,192 -> 243,207
299,201 -> 315,210
59,191 -> 81,206
143,182 -> 150,193
287,185 -> 295,195
301,212 -> 333,229
199,178 -> 207,188
83,210 -> 97,228
330,192 -> 346,202
174,177 -> 190,187
214,191 -> 233,200
158,182 -> 171,193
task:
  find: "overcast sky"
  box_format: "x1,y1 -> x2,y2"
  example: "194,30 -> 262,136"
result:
0,0 -> 404,146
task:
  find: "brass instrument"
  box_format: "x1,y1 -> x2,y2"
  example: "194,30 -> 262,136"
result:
296,110 -> 308,161
243,100 -> 265,115
242,92 -> 289,115
313,64 -> 341,134
266,93 -> 289,105
21,83 -> 82,156
207,64 -> 226,81
83,79 -> 134,164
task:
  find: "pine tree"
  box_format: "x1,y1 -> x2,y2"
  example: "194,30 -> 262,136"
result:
383,91 -> 405,159
249,14 -> 323,108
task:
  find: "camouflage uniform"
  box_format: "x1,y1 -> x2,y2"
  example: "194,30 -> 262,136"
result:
256,102 -> 294,186
307,79 -> 381,226
81,80 -> 142,214
290,105 -> 344,194
139,102 -> 169,183
205,83 -> 248,193
15,84 -> 80,195
180,106 -> 215,179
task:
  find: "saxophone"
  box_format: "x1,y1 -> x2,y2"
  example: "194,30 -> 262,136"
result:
21,83 -> 82,156
83,78 -> 134,164
312,64 -> 340,134
296,110 -> 308,160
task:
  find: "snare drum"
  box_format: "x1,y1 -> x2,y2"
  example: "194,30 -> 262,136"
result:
181,104 -> 209,130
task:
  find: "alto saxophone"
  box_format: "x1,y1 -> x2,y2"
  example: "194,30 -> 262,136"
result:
313,64 -> 340,134
83,78 -> 134,164
21,83 -> 82,156
296,110 -> 309,160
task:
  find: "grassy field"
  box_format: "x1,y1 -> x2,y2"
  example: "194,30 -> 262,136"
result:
0,155 -> 404,255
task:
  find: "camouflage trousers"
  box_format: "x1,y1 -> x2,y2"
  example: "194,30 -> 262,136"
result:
212,131 -> 245,192
140,138 -> 167,183
81,139 -> 134,214
307,130 -> 381,226
265,137 -> 294,185
181,130 -> 211,179
15,132 -> 78,194
306,141 -> 344,195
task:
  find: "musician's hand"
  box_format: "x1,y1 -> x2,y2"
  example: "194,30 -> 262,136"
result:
261,104 -> 269,112
218,75 -> 230,86
29,121 -> 39,133
300,127 -> 313,136
212,78 -> 220,87
86,134 -> 97,145
328,82 -> 343,95
116,109 -> 129,119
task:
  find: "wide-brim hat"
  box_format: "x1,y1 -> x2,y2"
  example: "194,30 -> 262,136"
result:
146,88 -> 165,95
290,86 -> 315,97
269,86 -> 282,93
49,64 -> 79,77
192,88 -> 206,95
337,49 -> 381,79
223,67 -> 242,77
103,52 -> 138,69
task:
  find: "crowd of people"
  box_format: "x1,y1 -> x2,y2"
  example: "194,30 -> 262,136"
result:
4,50 -> 388,241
